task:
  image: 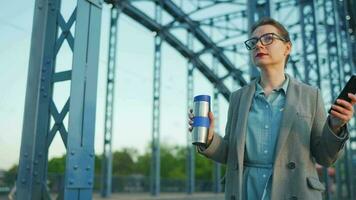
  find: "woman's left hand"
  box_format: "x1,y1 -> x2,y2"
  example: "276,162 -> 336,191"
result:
329,93 -> 356,133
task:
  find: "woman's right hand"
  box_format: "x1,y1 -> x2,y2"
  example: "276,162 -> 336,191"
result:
188,109 -> 215,146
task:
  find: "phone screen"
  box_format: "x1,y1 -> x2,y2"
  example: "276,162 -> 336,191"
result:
328,75 -> 356,114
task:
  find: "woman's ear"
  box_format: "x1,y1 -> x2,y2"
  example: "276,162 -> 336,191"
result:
284,42 -> 292,56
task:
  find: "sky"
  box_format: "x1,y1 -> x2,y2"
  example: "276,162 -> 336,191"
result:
0,1 -> 230,170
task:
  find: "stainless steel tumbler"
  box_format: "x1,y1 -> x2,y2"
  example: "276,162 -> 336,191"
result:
192,95 -> 210,145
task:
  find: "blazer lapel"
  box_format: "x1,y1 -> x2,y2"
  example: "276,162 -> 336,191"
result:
236,80 -> 256,169
273,77 -> 300,163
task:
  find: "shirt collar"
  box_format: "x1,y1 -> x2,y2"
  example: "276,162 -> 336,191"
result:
255,74 -> 289,97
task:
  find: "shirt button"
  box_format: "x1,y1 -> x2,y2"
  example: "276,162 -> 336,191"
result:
263,174 -> 267,178
264,150 -> 268,154
287,162 -> 296,169
265,125 -> 269,129
265,105 -> 269,108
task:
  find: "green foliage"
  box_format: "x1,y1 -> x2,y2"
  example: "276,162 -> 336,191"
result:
195,152 -> 214,180
4,143 -> 222,182
3,165 -> 17,185
160,144 -> 186,179
135,151 -> 150,176
94,154 -> 102,174
48,155 -> 66,173
112,148 -> 137,175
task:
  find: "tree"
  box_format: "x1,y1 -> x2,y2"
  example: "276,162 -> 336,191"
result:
112,148 -> 137,176
48,155 -> 66,173
3,165 -> 17,186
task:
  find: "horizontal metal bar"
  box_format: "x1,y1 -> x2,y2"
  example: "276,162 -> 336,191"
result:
52,70 -> 72,82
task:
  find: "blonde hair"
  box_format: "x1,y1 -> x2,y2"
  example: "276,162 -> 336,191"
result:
250,17 -> 292,68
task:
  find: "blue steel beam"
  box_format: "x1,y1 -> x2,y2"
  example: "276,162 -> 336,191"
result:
336,0 -> 356,199
322,0 -> 346,199
16,0 -> 60,198
63,0 -> 102,198
101,4 -> 120,198
336,0 -> 355,81
212,57 -> 222,193
150,2 -> 162,196
247,0 -> 271,79
186,32 -> 195,195
247,0 -> 271,32
17,0 -> 102,199
298,0 -> 321,87
160,0 -> 247,87
345,0 -> 356,66
323,0 -> 342,100
298,0 -> 331,199
197,10 -> 247,25
118,1 -> 233,100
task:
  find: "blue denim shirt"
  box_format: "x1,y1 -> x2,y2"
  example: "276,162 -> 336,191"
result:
243,75 -> 289,200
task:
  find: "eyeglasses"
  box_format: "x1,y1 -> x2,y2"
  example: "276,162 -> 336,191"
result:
244,33 -> 287,50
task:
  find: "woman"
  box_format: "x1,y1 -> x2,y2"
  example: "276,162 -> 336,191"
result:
188,17 -> 356,200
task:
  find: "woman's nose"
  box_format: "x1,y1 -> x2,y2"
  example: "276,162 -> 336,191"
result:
255,39 -> 263,49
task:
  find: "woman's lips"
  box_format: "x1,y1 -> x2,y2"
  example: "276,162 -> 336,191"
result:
255,53 -> 268,58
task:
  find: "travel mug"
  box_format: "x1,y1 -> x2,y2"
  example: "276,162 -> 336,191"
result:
192,95 -> 210,145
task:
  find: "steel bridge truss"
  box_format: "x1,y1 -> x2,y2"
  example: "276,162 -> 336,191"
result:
16,0 -> 355,199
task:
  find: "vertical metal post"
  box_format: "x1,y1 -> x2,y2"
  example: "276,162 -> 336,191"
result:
323,0 -> 343,199
16,0 -> 60,199
298,0 -> 328,198
323,0 -> 342,199
186,31 -> 195,195
212,58 -> 221,193
151,1 -> 162,196
247,0 -> 271,79
17,0 -> 102,199
298,0 -> 321,87
336,0 -> 356,199
101,4 -> 120,198
63,0 -> 102,199
337,0 -> 355,81
323,0 -> 342,97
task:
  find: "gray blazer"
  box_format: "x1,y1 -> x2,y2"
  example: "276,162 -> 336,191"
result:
199,76 -> 349,200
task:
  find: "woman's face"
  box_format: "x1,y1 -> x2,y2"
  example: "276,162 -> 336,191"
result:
250,25 -> 291,69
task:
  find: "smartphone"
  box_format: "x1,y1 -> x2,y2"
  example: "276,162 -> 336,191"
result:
328,75 -> 356,114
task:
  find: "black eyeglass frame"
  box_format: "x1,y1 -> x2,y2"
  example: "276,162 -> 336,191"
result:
244,32 -> 288,50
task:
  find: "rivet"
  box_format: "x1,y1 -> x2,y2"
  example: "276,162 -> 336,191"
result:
73,165 -> 78,170
71,151 -> 75,155
86,166 -> 91,171
69,179 -> 74,184
21,179 -> 26,184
